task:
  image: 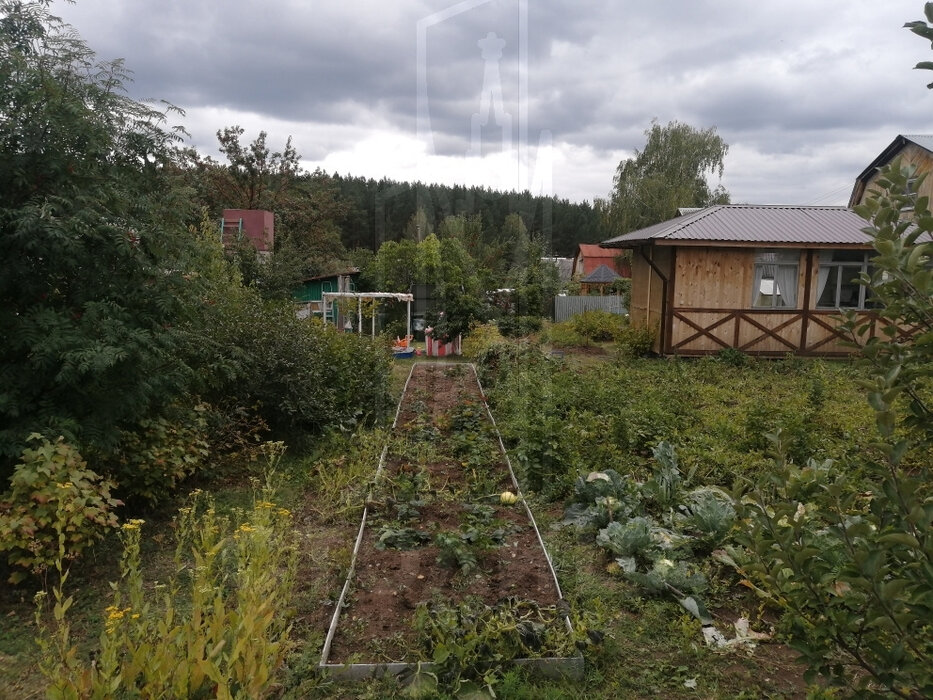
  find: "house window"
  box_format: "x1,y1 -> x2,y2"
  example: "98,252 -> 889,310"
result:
752,250 -> 799,308
815,250 -> 874,309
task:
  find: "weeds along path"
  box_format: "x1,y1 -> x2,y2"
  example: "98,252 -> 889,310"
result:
321,362 -> 572,671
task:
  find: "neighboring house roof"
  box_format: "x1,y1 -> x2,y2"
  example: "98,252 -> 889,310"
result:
299,268 -> 360,283
574,243 -> 629,277
853,135 -> 933,183
601,205 -> 873,248
577,243 -> 619,260
849,134 -> 933,206
581,264 -> 621,284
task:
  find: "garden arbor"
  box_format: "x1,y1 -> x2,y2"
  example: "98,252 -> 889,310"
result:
321,292 -> 414,338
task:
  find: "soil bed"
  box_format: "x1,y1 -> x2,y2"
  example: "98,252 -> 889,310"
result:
323,363 -> 569,669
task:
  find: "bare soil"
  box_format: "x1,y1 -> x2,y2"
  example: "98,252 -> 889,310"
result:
326,363 -> 561,663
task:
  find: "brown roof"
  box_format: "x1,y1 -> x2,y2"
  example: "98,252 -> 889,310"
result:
851,135 -> 933,185
575,243 -> 630,277
577,243 -> 619,259
601,205 -> 873,248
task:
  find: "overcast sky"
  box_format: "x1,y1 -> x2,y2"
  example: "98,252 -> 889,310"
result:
53,0 -> 933,207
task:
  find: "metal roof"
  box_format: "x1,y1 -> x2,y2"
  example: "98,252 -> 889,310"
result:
601,205 -> 873,247
577,243 -> 620,258
581,264 -> 621,284
904,134 -> 933,151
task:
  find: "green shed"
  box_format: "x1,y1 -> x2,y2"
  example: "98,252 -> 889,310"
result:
293,269 -> 359,321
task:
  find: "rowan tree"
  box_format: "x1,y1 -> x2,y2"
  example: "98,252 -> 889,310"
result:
0,0 -> 204,474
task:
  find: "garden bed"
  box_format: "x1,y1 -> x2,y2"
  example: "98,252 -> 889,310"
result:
319,362 -> 581,682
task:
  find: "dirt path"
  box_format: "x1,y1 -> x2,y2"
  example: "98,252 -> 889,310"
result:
325,363 -> 562,664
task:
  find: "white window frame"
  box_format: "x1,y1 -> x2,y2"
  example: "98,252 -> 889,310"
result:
751,249 -> 799,308
815,250 -> 873,310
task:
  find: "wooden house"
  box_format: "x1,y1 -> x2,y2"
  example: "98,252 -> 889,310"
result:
572,243 -> 631,279
600,204 -> 906,357
849,134 -> 933,207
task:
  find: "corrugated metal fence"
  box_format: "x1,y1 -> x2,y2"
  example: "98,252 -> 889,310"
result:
553,295 -> 627,322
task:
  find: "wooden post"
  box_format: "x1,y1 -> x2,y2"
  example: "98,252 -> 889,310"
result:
799,250 -> 814,352
664,248 -> 676,354
406,301 -> 411,341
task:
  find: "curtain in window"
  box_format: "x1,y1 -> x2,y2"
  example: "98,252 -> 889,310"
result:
816,265 -> 831,306
774,264 -> 797,308
751,261 -> 772,306
753,250 -> 798,308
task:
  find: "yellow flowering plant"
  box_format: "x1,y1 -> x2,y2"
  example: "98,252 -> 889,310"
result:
35,447 -> 299,697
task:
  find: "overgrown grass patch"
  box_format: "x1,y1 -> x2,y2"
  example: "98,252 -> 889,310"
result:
482,350 -> 875,491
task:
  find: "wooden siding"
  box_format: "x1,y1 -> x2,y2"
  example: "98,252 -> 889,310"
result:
671,247 -> 806,309
662,247 -> 918,356
629,246 -> 671,352
853,143 -> 933,206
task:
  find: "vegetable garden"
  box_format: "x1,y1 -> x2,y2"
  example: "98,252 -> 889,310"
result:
3,345 -> 929,698
321,363 -> 585,694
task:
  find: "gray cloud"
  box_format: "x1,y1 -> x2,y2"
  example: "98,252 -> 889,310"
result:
52,0 -> 933,205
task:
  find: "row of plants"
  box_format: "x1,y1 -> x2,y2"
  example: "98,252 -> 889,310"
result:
326,363 -> 585,694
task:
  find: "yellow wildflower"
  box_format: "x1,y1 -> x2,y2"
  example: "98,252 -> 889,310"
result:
107,606 -> 130,622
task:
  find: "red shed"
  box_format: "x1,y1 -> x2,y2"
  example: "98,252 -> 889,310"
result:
221,209 -> 274,254
572,243 -> 630,279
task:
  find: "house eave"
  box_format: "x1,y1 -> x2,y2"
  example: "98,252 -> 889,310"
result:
603,239 -> 873,250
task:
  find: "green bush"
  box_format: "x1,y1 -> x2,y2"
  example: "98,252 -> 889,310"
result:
615,324 -> 656,357
474,341 -> 544,389
104,403 -> 210,506
497,315 -> 543,338
714,347 -> 749,367
0,436 -> 120,583
568,310 -> 627,342
461,322 -> 505,359
193,292 -> 392,435
545,321 -> 591,348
